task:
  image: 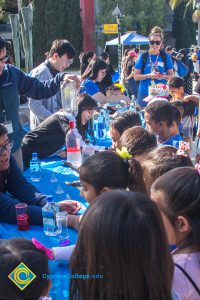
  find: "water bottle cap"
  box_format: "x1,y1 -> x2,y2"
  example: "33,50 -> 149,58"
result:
32,152 -> 38,158
69,120 -> 75,129
46,195 -> 53,202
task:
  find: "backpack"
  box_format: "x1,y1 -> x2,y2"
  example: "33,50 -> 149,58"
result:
141,49 -> 167,74
174,60 -> 188,77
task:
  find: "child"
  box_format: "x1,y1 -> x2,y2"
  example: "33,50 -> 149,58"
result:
119,126 -> 157,162
141,145 -> 193,194
168,76 -> 199,147
68,151 -> 146,230
144,100 -> 182,148
110,110 -> 141,149
70,190 -> 174,300
0,238 -> 51,300
151,167 -> 200,300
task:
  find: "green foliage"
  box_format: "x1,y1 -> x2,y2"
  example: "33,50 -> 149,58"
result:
96,0 -> 166,46
21,0 -> 83,65
172,2 -> 196,49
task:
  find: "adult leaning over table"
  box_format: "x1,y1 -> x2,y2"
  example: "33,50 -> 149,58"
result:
0,35 -> 80,171
133,26 -> 173,107
21,94 -> 97,169
0,123 -> 81,225
80,58 -> 130,104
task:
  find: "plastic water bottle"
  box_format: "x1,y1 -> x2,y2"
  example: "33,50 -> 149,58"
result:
42,195 -> 59,236
66,120 -> 82,168
97,111 -> 107,140
30,153 -> 41,182
82,140 -> 95,162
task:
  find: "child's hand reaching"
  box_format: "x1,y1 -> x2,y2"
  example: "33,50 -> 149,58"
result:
57,200 -> 82,214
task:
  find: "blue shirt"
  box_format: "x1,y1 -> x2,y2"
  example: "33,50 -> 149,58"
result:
134,52 -> 173,106
80,78 -> 100,96
162,134 -> 183,148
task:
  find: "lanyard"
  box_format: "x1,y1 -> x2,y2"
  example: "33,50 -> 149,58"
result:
149,53 -> 159,72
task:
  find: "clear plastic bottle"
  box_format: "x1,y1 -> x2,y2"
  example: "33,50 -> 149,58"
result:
82,139 -> 95,162
30,153 -> 41,182
42,195 -> 59,236
66,120 -> 82,168
97,111 -> 107,140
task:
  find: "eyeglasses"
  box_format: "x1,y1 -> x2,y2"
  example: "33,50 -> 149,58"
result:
66,59 -> 74,65
0,55 -> 8,63
149,40 -> 161,46
0,142 -> 13,155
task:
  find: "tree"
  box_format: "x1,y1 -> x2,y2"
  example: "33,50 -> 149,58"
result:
170,0 -> 200,45
21,0 -> 83,65
172,2 -> 196,48
96,0 -> 166,46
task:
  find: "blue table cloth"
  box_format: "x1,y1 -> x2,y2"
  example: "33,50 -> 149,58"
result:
0,157 -> 88,300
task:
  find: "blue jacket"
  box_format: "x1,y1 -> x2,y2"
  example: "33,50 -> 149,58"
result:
0,64 -> 63,152
0,156 -> 47,225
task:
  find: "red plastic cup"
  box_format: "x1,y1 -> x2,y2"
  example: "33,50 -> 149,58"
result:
15,203 -> 29,231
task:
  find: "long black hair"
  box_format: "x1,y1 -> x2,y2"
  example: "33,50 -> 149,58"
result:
76,94 -> 97,140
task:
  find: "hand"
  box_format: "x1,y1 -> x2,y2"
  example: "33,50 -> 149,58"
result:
57,200 -> 82,214
156,73 -> 167,80
63,74 -> 81,90
183,95 -> 199,104
149,72 -> 160,80
67,214 -> 82,230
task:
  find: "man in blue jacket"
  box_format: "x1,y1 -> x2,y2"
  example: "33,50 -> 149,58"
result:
0,35 -> 79,170
0,123 -> 81,225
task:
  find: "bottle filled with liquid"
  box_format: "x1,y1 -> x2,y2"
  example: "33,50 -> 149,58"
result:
42,195 -> 59,236
30,152 -> 41,182
66,120 -> 82,168
97,110 -> 107,140
82,139 -> 95,163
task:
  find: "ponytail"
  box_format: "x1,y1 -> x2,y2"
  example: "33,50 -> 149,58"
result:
128,158 -> 147,194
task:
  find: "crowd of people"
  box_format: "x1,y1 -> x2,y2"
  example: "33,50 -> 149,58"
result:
0,23 -> 200,300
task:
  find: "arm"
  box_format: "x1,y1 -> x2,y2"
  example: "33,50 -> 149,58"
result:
91,92 -> 130,105
0,192 -> 43,225
7,157 -> 47,207
14,65 -> 63,99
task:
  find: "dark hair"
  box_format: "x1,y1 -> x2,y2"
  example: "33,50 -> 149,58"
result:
151,167 -> 200,252
46,39 -> 76,59
168,77 -> 184,89
0,123 -> 8,136
120,126 -> 157,156
171,101 -> 184,118
76,94 -> 97,140
81,51 -> 95,64
80,151 -> 146,195
99,51 -> 109,61
0,35 -> 6,51
142,146 -> 193,194
172,106 -> 181,125
165,45 -> 173,52
81,58 -> 107,81
70,190 -> 173,300
105,85 -> 121,93
145,100 -> 174,127
0,238 -> 49,300
110,111 -> 142,135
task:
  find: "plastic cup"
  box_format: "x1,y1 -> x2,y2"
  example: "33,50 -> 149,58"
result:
56,211 -> 70,246
15,203 -> 29,231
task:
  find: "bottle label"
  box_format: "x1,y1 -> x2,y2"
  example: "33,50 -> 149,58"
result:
30,163 -> 40,172
43,218 -> 55,226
